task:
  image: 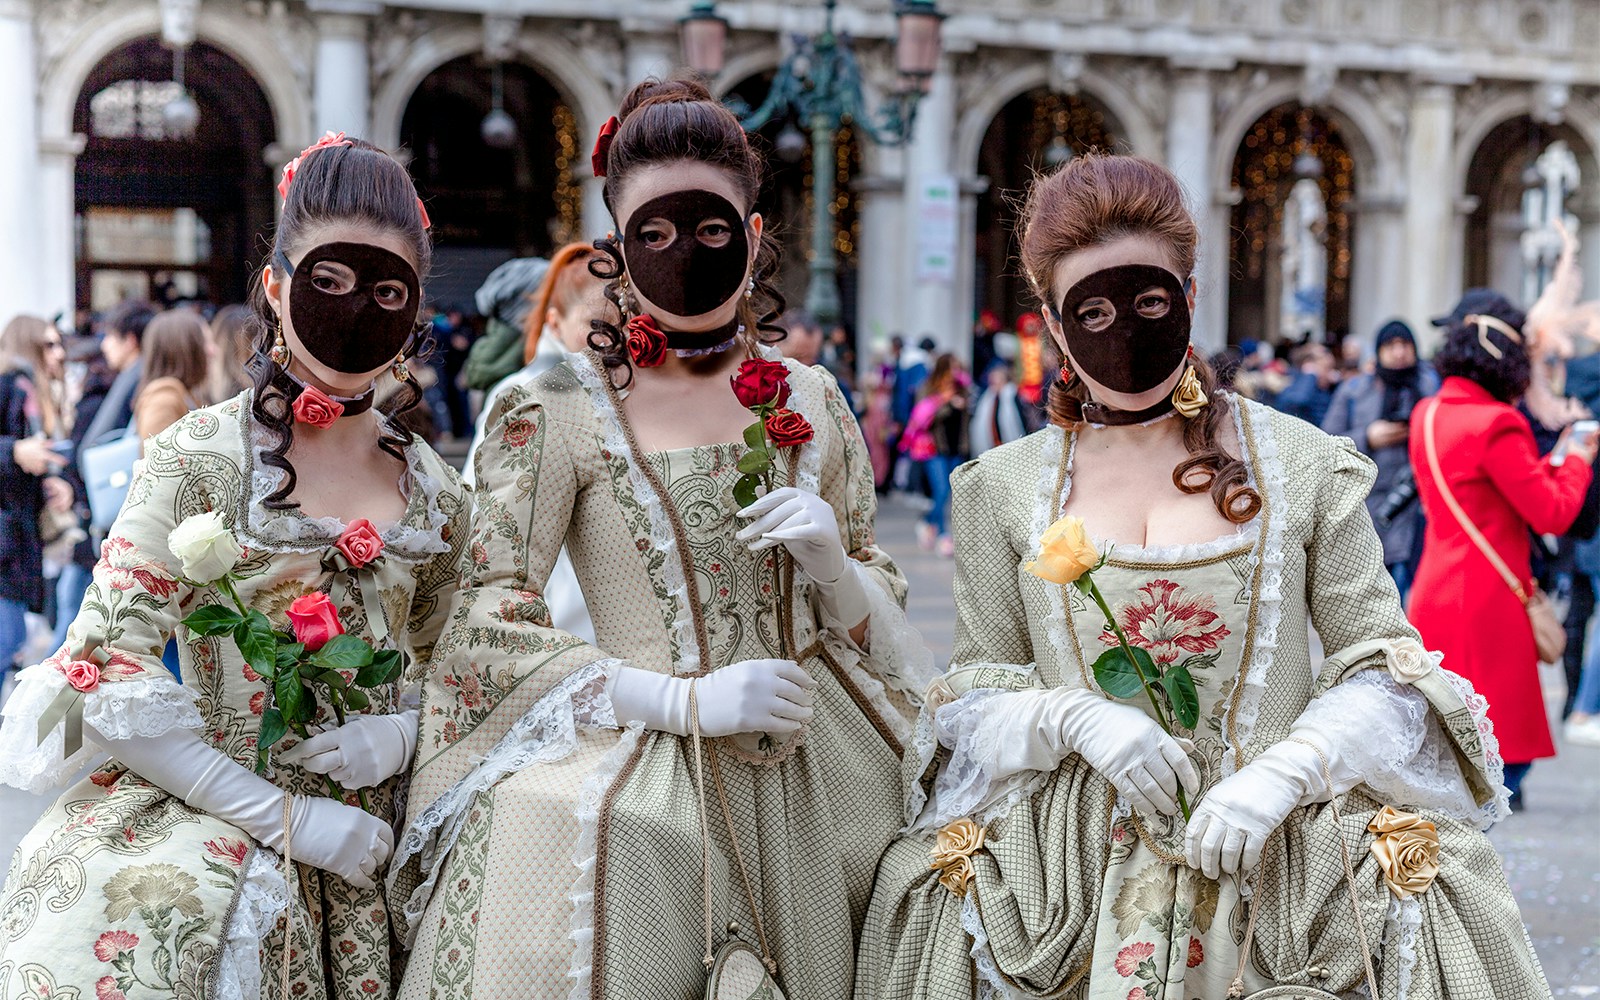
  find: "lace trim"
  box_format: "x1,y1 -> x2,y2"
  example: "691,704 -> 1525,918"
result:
242,399 -> 450,559
915,689 -> 1051,832
1438,665 -> 1512,827
212,847 -> 289,1000
1221,398 -> 1287,774
0,665 -> 204,794
1098,529 -> 1258,564
386,660 -> 616,944
1380,894 -> 1423,1000
817,562 -> 937,702
962,891 -> 1026,1000
567,720 -> 645,1000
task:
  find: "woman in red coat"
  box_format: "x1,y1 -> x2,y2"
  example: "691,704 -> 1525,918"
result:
1409,292 -> 1595,810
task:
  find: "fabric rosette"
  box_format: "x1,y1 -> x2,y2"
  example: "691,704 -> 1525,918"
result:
625,314 -> 669,368
1368,805 -> 1441,899
930,817 -> 986,898
291,384 -> 345,428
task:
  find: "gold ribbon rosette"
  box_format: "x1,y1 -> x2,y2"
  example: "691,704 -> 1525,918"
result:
930,818 -> 986,898
1367,805 -> 1441,899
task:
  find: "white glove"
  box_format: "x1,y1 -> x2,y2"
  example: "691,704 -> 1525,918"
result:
737,487 -> 871,629
89,724 -> 394,889
608,659 -> 816,738
275,710 -> 418,789
1183,738 -> 1325,880
1051,688 -> 1199,818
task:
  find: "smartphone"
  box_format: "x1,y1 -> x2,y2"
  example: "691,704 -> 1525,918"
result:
1552,420 -> 1599,466
47,439 -> 74,458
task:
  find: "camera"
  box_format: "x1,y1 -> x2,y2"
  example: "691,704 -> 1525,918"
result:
1376,468 -> 1418,528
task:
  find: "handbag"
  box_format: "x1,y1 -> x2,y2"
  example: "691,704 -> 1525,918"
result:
1421,399 -> 1567,663
80,424 -> 141,533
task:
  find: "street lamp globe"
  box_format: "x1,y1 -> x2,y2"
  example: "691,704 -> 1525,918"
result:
481,108 -> 517,149
775,123 -> 808,163
1044,136 -> 1073,168
162,91 -> 199,138
680,2 -> 729,78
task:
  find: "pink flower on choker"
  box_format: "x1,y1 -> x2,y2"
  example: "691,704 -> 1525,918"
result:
291,385 -> 344,428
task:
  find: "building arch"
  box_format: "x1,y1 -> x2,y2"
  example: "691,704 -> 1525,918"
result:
1453,91 -> 1600,202
1212,78 -> 1402,201
711,45 -> 783,101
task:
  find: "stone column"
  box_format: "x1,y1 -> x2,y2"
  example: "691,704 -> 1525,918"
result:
854,152 -> 907,366
901,55 -> 963,357
0,0 -> 44,317
1165,65 -> 1224,352
308,1 -> 378,137
1402,79 -> 1459,344
38,134 -> 85,324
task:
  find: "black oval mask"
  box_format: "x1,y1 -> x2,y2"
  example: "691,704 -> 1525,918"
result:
277,242 -> 420,375
621,189 -> 750,319
1056,263 -> 1191,394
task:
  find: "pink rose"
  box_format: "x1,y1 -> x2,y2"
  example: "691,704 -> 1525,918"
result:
291,385 -> 344,429
286,592 -> 344,651
93,930 -> 139,962
61,659 -> 101,693
335,518 -> 384,568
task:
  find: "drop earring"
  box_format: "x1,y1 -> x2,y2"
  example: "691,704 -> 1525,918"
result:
392,356 -> 411,383
745,276 -> 755,300
269,323 -> 289,366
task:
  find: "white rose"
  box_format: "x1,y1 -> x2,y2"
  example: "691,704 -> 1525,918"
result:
169,511 -> 244,584
1385,638 -> 1434,685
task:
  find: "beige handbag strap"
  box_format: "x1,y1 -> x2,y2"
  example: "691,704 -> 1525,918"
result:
1421,399 -> 1530,605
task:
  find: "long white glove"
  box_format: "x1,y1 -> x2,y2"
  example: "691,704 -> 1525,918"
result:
275,710 -> 418,789
1183,737 -> 1328,880
737,487 -> 872,630
1052,688 -> 1200,818
89,724 -> 394,888
608,659 -> 816,738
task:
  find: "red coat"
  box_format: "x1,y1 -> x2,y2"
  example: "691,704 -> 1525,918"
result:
1407,377 -> 1591,763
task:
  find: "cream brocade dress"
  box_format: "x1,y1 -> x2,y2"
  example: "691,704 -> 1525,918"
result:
0,394 -> 469,1000
855,396 -> 1551,1000
390,352 -> 933,1000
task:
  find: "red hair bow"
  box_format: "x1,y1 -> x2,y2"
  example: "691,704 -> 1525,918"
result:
277,131 -> 353,200
592,116 -> 620,178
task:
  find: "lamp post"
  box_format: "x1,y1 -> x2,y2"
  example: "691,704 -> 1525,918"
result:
681,0 -> 943,326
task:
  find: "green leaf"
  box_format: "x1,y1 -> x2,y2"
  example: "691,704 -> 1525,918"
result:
181,605 -> 243,637
742,422 -> 767,450
256,708 -> 288,772
343,687 -> 371,712
309,667 -> 349,691
233,610 -> 277,675
1160,663 -> 1201,730
309,633 -> 373,670
274,642 -> 305,672
1091,645 -> 1159,700
275,670 -> 311,724
733,473 -> 763,511
356,648 -> 403,689
736,449 -> 771,475
152,942 -> 173,981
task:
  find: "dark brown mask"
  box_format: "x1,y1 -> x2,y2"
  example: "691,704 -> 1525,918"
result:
620,189 -> 750,320
277,242 -> 420,375
1054,263 -> 1191,394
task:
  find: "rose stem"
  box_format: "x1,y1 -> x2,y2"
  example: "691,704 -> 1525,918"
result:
1086,578 -> 1192,820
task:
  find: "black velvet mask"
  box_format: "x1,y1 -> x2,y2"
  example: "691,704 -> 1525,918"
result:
621,189 -> 750,320
1055,264 -> 1191,394
276,242 -> 420,375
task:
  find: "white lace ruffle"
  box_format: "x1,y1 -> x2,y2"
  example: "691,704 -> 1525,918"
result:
1098,529 -> 1258,564
815,561 -> 938,706
566,720 -> 645,1000
1221,398 -> 1286,774
1380,894 -> 1423,1000
212,846 -> 290,1000
0,665 -> 204,794
572,355 -> 703,675
1034,428 -> 1083,697
1437,665 -> 1512,827
1298,669 -> 1485,821
962,891 -> 1025,1000
387,659 -> 617,944
243,404 -> 451,560
915,688 -> 1053,832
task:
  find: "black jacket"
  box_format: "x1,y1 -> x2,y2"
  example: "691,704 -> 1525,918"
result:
0,372 -> 46,611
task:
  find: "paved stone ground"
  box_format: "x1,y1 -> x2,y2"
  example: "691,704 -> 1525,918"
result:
2,496 -> 1594,992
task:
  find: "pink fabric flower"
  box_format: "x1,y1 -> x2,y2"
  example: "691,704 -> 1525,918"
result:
61,659 -> 101,693
1098,579 -> 1231,665
291,385 -> 344,428
96,977 -> 128,1000
1187,937 -> 1204,968
286,592 -> 344,651
278,131 -> 352,200
204,837 -> 249,867
93,930 -> 139,962
335,519 -> 384,568
1114,941 -> 1155,977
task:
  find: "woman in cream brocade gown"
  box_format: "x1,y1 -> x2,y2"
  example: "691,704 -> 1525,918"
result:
391,78 -> 932,1000
854,154 -> 1551,1000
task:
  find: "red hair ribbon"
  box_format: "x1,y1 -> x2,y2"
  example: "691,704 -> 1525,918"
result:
592,116 -> 620,178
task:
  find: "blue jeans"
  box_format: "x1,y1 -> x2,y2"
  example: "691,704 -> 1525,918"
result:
51,562 -> 92,651
0,598 -> 27,672
1573,574 -> 1600,716
1387,562 -> 1413,606
1504,762 -> 1532,799
922,455 -> 957,537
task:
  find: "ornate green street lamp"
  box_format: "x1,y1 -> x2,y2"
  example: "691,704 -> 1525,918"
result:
681,0 -> 944,325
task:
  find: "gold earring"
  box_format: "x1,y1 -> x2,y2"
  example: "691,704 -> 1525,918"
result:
392,357 -> 411,382
1171,363 -> 1209,418
269,323 -> 289,366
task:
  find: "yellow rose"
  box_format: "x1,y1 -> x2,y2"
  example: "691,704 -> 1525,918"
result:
929,818 -> 986,898
1024,515 -> 1101,585
1368,805 -> 1441,899
1385,639 -> 1435,685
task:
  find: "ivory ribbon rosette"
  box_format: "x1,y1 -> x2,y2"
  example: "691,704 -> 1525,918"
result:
1368,805 -> 1441,899
930,818 -> 986,898
1384,638 -> 1436,685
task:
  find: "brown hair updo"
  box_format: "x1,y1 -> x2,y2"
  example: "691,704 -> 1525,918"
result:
1019,153 -> 1259,524
589,77 -> 785,387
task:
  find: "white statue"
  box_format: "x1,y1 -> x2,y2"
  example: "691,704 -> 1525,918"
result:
159,0 -> 200,48
1279,176 -> 1328,341
1520,139 -> 1580,308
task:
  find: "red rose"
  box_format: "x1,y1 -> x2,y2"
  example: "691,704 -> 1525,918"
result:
291,385 -> 344,428
286,592 -> 344,651
502,418 -> 534,449
335,518 -> 384,568
764,408 -> 814,448
731,358 -> 791,410
625,315 -> 669,368
61,659 -> 101,693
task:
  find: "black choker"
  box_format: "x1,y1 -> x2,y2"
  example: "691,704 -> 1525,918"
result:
286,369 -> 376,417
1081,395 -> 1176,427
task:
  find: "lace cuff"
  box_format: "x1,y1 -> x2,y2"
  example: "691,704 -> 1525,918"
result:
387,658 -> 616,944
914,688 -> 1055,831
0,663 -> 204,794
1296,670 -> 1482,821
213,847 -> 290,1000
817,562 -> 937,700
